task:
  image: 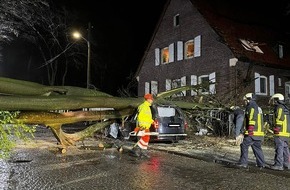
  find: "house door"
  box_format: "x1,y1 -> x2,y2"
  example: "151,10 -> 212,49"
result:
285,81 -> 290,103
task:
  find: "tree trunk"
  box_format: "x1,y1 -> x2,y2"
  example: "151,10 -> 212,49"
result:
18,109 -> 134,146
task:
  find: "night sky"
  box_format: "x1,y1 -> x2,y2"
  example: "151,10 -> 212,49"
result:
2,0 -> 289,96
52,0 -> 168,96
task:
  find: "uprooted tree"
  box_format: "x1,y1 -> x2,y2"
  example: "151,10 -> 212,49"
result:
0,77 -> 226,156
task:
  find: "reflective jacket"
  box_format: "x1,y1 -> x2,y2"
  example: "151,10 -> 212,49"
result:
137,101 -> 154,129
273,102 -> 290,139
244,100 -> 264,138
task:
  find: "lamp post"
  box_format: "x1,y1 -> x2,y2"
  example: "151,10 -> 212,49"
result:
72,23 -> 91,89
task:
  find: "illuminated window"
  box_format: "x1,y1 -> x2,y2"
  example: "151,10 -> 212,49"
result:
162,47 -> 169,64
185,40 -> 194,59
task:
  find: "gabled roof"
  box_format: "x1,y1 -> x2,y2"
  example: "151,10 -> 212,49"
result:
192,0 -> 290,68
135,0 -> 290,78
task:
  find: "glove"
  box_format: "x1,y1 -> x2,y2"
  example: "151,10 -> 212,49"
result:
235,134 -> 244,146
153,120 -> 159,128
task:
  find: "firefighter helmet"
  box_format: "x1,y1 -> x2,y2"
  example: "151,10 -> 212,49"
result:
243,93 -> 256,101
144,93 -> 154,100
270,93 -> 284,101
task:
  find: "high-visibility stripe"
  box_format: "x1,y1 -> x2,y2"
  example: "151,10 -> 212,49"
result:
249,108 -> 256,126
274,106 -> 290,137
137,129 -> 151,150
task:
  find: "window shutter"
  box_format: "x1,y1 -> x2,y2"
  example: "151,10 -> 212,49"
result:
151,81 -> 158,95
191,75 -> 197,96
155,48 -> 160,66
166,79 -> 172,91
181,76 -> 186,96
209,72 -> 216,94
279,45 -> 283,59
169,43 -> 174,63
269,75 -> 274,96
177,41 -> 183,61
145,82 -> 150,94
254,72 -> 260,94
194,35 -> 201,57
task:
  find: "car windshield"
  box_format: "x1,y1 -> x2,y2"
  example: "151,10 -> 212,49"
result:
157,107 -> 176,117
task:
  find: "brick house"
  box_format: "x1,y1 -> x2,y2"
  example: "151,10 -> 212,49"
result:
135,0 -> 290,107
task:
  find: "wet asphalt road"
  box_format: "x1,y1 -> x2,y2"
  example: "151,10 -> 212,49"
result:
1,126 -> 290,190
1,145 -> 290,190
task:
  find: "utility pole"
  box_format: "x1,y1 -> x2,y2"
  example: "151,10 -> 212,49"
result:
87,22 -> 91,89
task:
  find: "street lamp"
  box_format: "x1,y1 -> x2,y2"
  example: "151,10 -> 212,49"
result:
72,27 -> 91,89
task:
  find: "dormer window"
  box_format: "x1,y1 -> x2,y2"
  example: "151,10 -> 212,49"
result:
240,39 -> 264,54
174,14 -> 179,27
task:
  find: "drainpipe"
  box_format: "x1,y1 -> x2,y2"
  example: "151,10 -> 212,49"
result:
229,58 -> 238,105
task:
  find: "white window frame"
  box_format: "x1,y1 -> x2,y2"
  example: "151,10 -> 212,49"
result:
145,82 -> 150,94
184,40 -> 194,59
194,35 -> 201,57
269,75 -> 274,96
197,72 -> 216,95
254,72 -> 267,95
161,47 -> 169,64
181,76 -> 186,96
209,72 -> 216,94
166,79 -> 172,91
169,43 -> 174,63
155,48 -> 160,66
168,77 -> 186,97
191,75 -> 197,96
198,75 -> 210,94
174,14 -> 180,27
279,44 -> 283,59
285,82 -> 290,103
177,41 -> 183,61
278,78 -> 282,86
151,81 -> 158,96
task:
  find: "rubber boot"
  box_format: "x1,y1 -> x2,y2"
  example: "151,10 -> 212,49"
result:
130,146 -> 141,157
141,149 -> 150,159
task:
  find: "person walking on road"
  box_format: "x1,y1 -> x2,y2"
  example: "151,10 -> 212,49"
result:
130,93 -> 154,158
230,106 -> 245,146
237,93 -> 265,169
269,93 -> 290,171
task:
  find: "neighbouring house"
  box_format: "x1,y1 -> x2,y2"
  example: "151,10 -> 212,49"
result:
135,0 -> 290,107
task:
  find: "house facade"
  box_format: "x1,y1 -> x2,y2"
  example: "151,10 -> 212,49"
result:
135,0 -> 290,107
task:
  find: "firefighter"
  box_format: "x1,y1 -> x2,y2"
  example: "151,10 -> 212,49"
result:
230,106 -> 245,146
130,93 -> 154,158
237,93 -> 265,168
269,93 -> 290,171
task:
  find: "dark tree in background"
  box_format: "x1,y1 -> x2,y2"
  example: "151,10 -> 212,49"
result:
0,0 -> 88,87
0,0 -> 167,96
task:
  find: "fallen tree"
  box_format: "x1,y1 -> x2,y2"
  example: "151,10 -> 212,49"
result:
0,77 -> 219,154
17,109 -> 134,146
